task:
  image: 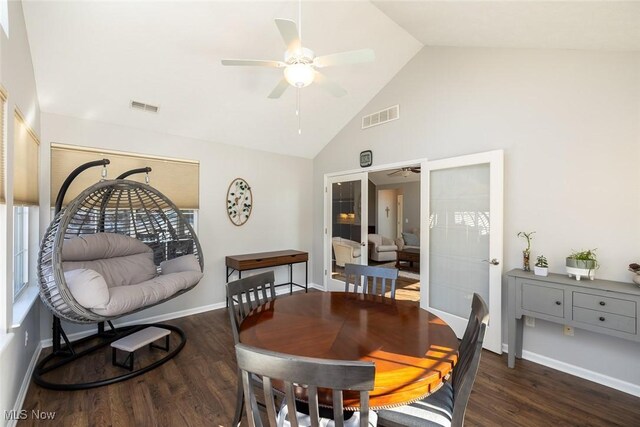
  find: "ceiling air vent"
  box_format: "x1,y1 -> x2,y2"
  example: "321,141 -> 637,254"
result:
130,100 -> 159,113
362,104 -> 399,130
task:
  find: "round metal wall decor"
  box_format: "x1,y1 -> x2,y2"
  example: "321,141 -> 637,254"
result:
227,178 -> 253,226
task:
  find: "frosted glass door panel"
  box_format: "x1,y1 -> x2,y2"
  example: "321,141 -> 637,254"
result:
429,164 -> 490,318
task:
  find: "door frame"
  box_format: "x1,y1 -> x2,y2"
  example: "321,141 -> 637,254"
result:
325,172 -> 368,291
421,149 -> 504,353
323,158 -> 427,291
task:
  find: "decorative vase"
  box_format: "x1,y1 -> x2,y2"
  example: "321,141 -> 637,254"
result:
522,251 -> 530,272
534,266 -> 548,277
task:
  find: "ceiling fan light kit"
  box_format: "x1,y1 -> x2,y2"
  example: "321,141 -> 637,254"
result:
284,63 -> 315,88
221,7 -> 375,133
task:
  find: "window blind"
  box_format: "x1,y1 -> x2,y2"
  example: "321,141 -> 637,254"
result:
0,88 -> 5,204
50,143 -> 200,209
13,110 -> 40,206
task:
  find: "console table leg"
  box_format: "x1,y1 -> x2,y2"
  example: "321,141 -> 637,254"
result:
289,264 -> 293,294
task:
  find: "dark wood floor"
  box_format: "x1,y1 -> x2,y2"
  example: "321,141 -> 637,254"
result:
20,304 -> 640,426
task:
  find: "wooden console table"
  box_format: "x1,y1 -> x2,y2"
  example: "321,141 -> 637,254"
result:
225,250 -> 308,299
507,269 -> 640,368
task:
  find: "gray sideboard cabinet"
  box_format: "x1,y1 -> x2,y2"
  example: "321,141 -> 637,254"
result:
506,269 -> 640,368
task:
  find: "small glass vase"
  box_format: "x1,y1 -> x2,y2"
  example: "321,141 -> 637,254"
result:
523,251 -> 531,272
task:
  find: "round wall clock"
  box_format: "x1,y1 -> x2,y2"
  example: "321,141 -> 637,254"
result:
227,178 -> 253,226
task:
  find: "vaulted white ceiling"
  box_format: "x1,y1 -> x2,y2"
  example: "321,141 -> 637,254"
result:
22,1 -> 422,159
22,1 -> 640,159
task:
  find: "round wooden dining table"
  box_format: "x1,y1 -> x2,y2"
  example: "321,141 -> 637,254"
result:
239,291 -> 459,410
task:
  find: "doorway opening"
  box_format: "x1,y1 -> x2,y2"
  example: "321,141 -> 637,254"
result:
367,166 -> 421,301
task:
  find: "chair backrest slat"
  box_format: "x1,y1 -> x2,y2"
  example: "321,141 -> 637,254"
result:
344,263 -> 399,299
226,271 -> 276,344
236,343 -> 375,427
451,293 -> 489,427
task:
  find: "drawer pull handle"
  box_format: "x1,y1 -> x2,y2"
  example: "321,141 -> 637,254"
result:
255,259 -> 263,262
555,301 -> 561,305
599,301 -> 605,306
599,316 -> 605,322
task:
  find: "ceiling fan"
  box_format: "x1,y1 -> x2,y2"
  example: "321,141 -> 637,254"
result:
221,18 -> 374,100
388,167 -> 421,177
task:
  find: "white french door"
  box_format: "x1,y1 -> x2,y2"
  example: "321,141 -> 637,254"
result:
325,173 -> 368,291
422,150 -> 503,353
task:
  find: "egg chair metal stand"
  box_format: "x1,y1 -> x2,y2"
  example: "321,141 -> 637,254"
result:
33,159 -> 203,390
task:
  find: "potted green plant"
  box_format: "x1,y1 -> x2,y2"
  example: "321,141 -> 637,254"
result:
629,263 -> 640,286
517,231 -> 535,271
566,249 -> 598,281
534,255 -> 548,277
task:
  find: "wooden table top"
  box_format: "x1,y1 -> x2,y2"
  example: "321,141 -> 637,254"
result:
226,249 -> 307,262
239,292 -> 459,410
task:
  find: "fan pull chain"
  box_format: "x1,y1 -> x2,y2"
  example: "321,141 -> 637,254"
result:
297,88 -> 302,135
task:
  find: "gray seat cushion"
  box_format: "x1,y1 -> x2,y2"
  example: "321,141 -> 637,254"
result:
377,382 -> 453,427
91,270 -> 203,317
376,244 -> 397,253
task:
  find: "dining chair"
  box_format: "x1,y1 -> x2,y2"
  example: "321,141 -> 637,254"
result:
344,263 -> 399,299
376,293 -> 489,427
235,343 -> 377,427
227,271 -> 277,426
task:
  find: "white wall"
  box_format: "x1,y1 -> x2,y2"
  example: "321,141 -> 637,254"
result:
313,47 -> 640,390
376,189 -> 397,239
377,181 -> 420,233
0,0 -> 42,423
38,113 -> 314,339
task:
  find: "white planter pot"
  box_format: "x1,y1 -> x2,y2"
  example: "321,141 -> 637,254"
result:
534,266 -> 548,277
566,266 -> 595,281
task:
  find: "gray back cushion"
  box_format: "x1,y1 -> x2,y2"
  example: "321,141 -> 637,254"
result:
402,232 -> 420,246
62,233 -> 157,288
62,232 -> 153,261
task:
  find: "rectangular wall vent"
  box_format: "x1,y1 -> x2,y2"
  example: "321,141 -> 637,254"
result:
130,100 -> 159,113
362,104 -> 399,130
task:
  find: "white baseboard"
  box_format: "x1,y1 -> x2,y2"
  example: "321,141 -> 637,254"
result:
41,301 -> 226,348
308,282 -> 325,291
7,342 -> 43,427
501,343 -> 640,397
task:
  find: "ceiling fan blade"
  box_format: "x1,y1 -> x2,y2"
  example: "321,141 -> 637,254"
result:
313,71 -> 347,98
410,167 -> 421,173
268,78 -> 289,99
275,19 -> 301,52
387,170 -> 402,176
313,48 -> 375,68
221,59 -> 284,67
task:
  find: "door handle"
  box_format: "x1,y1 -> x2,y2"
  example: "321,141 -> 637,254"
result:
483,258 -> 500,266
361,242 -> 366,246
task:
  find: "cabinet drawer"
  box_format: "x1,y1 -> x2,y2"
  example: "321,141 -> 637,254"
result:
521,283 -> 564,318
573,292 -> 636,317
573,307 -> 636,334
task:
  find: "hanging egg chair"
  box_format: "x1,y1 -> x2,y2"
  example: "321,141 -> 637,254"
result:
38,179 -> 203,323
34,159 -> 204,390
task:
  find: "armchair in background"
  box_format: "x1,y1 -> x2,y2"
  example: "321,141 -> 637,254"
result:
332,237 -> 362,267
367,234 -> 398,262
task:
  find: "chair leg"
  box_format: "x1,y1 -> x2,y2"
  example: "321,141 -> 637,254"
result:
232,374 -> 245,427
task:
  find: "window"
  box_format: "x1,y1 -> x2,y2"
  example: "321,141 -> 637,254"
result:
0,0 -> 8,37
13,110 -> 39,302
0,87 -> 5,205
50,143 -> 199,210
13,206 -> 28,299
